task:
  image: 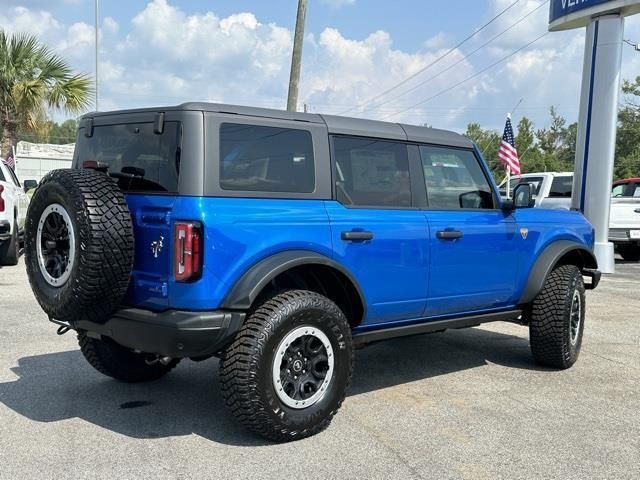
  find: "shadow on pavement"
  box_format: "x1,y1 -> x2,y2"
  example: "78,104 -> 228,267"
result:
0,327 -> 542,446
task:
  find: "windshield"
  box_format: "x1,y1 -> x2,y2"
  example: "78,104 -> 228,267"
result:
74,121 -> 182,193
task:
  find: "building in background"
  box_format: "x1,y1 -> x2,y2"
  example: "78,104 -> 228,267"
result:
15,141 -> 74,184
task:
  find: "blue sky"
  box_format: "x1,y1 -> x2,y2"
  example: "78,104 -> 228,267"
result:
3,0 -> 640,133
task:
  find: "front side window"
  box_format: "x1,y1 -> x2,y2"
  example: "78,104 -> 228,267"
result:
219,123 -> 315,193
420,145 -> 494,209
332,136 -> 411,208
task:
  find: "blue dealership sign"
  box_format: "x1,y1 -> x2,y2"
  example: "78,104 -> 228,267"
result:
549,0 -> 612,24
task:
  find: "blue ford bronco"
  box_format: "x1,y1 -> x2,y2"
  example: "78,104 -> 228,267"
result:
24,103 -> 601,442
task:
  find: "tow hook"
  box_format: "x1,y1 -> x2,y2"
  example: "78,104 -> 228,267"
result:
49,316 -> 72,335
56,325 -> 71,335
145,355 -> 173,366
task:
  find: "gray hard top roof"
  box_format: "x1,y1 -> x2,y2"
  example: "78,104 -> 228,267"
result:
82,102 -> 474,149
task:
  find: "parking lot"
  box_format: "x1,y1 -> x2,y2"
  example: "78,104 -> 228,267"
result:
0,259 -> 638,480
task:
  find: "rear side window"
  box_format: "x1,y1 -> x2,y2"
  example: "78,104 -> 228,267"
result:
549,176 -> 573,197
420,146 -> 494,209
0,165 -> 5,182
219,123 -> 315,193
75,122 -> 181,193
333,136 -> 411,208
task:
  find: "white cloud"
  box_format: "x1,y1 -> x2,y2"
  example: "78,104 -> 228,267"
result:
103,17 -> 119,34
5,0 -> 640,132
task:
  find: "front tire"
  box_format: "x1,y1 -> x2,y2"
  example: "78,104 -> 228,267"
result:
79,333 -> 179,383
529,264 -> 585,369
219,290 -> 353,442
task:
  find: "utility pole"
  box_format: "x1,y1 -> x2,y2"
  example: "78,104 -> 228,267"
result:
95,0 -> 99,111
286,0 -> 308,112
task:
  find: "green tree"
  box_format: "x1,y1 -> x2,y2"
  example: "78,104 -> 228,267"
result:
616,76 -> 640,179
464,122 -> 501,177
0,31 -> 92,157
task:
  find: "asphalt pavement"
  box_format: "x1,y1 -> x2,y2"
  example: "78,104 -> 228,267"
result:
0,258 -> 638,479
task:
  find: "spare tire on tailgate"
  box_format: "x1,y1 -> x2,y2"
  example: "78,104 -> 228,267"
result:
25,169 -> 134,323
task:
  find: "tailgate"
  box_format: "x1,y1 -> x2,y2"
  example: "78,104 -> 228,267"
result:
610,199 -> 640,229
125,194 -> 176,310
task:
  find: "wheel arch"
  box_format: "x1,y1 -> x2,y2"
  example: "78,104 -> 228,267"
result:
221,250 -> 366,328
519,240 -> 598,305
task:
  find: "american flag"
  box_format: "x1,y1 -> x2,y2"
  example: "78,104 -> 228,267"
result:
498,116 -> 520,175
2,146 -> 15,170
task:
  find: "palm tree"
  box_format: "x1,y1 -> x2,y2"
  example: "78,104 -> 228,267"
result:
0,30 -> 93,158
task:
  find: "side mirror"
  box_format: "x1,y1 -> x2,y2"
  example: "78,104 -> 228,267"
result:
514,183 -> 534,208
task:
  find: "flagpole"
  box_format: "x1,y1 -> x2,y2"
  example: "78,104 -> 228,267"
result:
506,112 -> 511,199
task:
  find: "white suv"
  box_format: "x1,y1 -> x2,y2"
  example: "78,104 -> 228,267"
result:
0,161 -> 29,265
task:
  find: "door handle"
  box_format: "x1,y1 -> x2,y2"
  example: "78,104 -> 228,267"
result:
341,231 -> 374,241
436,230 -> 463,240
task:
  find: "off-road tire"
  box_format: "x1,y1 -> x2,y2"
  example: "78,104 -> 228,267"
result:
78,333 -> 179,382
618,244 -> 640,261
25,169 -> 134,323
529,264 -> 585,369
0,216 -> 19,266
219,290 -> 353,442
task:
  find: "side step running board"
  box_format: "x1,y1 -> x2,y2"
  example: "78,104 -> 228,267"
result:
352,310 -> 522,346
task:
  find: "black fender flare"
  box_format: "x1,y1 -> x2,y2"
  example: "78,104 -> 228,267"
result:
519,240 -> 598,304
221,250 -> 366,312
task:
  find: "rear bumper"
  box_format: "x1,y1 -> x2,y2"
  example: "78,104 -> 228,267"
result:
70,308 -> 245,358
0,220 -> 10,240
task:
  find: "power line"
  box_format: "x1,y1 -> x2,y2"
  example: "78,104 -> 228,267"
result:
381,31 -> 550,120
356,0 -> 549,115
337,0 -> 522,115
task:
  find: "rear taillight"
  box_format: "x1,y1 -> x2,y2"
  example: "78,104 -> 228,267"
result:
174,221 -> 202,282
0,185 -> 5,212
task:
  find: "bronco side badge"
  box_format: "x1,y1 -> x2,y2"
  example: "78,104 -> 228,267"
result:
520,228 -> 529,240
151,235 -> 164,258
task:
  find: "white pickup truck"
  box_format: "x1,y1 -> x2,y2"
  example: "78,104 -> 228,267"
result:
609,178 -> 640,261
0,161 -> 29,265
500,172 -> 640,261
498,172 -> 573,210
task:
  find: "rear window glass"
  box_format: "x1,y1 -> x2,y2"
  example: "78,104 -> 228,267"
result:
549,176 -> 573,197
220,123 -> 315,193
612,182 -> 640,197
505,176 -> 544,196
75,122 -> 181,193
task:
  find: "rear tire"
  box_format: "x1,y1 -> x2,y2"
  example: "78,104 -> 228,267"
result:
78,333 -> 179,383
529,265 -> 585,369
219,290 -> 353,442
0,217 -> 19,266
618,244 -> 640,261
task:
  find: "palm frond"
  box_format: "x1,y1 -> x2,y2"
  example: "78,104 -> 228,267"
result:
0,29 -> 94,133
